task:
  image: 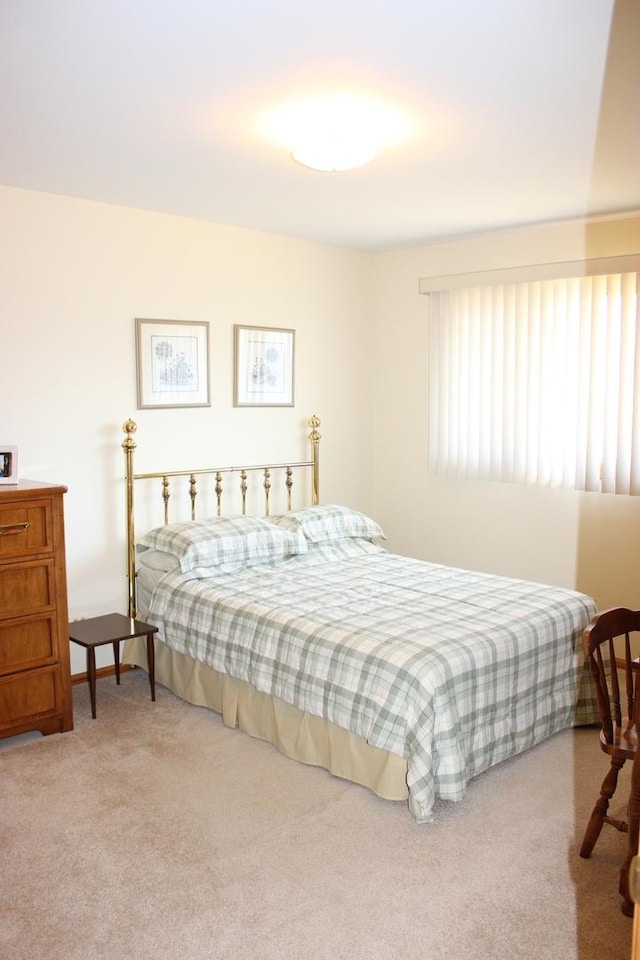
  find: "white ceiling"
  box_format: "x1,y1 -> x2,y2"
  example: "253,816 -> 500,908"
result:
1,0 -> 638,252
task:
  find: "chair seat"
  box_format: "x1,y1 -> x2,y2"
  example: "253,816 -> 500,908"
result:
601,726 -> 638,758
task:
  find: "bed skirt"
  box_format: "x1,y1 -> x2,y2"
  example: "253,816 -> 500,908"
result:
123,635 -> 409,803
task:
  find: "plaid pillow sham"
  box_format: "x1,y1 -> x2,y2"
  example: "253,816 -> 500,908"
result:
269,504 -> 385,544
137,514 -> 306,573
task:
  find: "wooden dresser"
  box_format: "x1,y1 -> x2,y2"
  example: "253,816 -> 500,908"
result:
0,480 -> 73,738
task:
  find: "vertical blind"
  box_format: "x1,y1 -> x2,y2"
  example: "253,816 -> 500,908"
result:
427,271 -> 640,494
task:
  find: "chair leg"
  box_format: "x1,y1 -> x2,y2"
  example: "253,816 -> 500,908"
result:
619,753 -> 640,916
580,756 -> 627,859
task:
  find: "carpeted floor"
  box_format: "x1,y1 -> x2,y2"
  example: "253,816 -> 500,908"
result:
0,671 -> 634,960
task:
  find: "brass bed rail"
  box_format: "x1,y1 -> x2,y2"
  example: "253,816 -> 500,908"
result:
122,415 -> 321,617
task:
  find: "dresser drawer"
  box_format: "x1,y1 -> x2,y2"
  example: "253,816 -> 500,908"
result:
0,615 -> 56,673
0,665 -> 59,730
0,560 -> 56,619
0,499 -> 53,560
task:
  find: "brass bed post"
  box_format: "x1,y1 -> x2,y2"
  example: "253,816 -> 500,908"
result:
162,476 -> 170,524
189,475 -> 197,520
263,468 -> 271,516
240,470 -> 248,514
309,414 -> 321,505
285,467 -> 293,512
122,418 -> 138,618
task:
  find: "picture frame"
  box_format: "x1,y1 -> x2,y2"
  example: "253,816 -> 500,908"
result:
0,446 -> 18,484
234,325 -> 295,407
135,318 -> 210,409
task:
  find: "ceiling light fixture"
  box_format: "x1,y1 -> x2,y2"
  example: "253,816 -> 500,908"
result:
259,93 -> 412,173
292,137 -> 378,173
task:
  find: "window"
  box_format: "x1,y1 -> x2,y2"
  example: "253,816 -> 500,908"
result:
426,268 -> 640,494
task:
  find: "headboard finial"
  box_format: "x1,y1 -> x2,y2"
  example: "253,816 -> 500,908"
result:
309,414 -> 321,439
122,418 -> 138,451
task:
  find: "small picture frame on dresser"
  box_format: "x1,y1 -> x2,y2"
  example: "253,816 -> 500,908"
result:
0,447 -> 18,484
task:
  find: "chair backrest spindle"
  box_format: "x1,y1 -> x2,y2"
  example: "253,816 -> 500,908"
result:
609,637 -> 622,730
626,631 -> 635,730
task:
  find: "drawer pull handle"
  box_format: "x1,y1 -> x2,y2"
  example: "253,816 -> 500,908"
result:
0,521 -> 31,536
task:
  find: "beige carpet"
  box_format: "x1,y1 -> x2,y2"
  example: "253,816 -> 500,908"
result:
0,671 -> 634,960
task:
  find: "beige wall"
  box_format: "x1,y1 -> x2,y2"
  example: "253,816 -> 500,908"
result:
1,185 -> 374,672
372,213 -> 640,610
3,182 -> 640,675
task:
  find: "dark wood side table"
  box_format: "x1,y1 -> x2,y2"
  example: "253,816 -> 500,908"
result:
69,613 -> 158,719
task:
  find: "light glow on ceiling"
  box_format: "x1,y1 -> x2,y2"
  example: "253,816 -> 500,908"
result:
258,93 -> 413,172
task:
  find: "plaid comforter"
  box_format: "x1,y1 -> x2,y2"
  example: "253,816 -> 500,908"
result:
145,542 -> 597,822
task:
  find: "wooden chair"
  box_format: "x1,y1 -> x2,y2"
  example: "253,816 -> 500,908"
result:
580,607 -> 640,862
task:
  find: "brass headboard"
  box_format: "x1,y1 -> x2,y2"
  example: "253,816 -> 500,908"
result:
122,415 -> 321,617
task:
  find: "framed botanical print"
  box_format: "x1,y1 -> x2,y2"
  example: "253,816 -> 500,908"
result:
234,325 -> 295,407
136,318 -> 210,409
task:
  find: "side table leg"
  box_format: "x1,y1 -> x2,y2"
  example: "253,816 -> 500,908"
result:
146,632 -> 156,702
87,647 -> 97,719
113,640 -> 121,685
621,751 -> 640,916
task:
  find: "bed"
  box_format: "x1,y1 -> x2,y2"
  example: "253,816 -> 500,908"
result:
121,415 -> 598,823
